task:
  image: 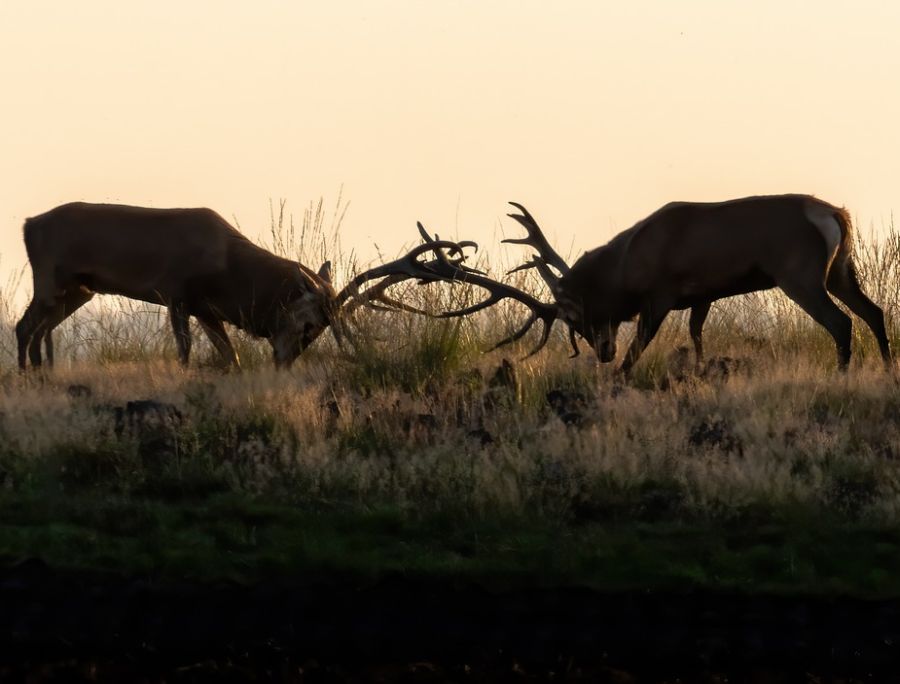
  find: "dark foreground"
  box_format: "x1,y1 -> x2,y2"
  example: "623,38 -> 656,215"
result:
1,560 -> 899,682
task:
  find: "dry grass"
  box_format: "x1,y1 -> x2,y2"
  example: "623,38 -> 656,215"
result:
1,203 -> 900,525
2,343 -> 897,520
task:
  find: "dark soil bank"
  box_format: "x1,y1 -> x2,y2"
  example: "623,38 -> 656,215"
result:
2,560 -> 899,681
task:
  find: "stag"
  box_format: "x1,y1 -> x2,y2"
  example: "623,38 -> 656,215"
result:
406,195 -> 892,373
15,202 -> 471,370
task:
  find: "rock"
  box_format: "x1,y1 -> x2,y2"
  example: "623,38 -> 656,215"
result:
466,427 -> 494,447
663,352 -> 753,387
320,399 -> 342,436
402,413 -> 439,434
488,358 -> 518,391
322,399 -> 342,419
688,418 -> 742,454
66,384 -> 92,399
116,400 -> 183,436
545,388 -> 591,427
700,355 -> 751,381
484,359 -> 520,411
101,400 -> 184,465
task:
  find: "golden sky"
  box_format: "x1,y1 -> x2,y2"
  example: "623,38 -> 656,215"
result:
2,1 -> 900,299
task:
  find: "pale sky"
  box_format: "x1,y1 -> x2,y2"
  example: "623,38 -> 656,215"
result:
2,1 -> 900,304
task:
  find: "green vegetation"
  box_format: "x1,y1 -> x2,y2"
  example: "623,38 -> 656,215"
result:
4,491 -> 900,597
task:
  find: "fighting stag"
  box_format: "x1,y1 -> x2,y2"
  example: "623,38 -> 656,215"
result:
15,202 -> 470,370
412,195 -> 892,373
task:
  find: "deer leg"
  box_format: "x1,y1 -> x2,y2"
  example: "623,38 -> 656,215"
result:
779,281 -> 852,370
43,328 -> 54,368
30,302 -> 61,368
28,315 -> 53,368
16,299 -> 49,370
38,288 -> 95,368
16,296 -> 72,370
29,310 -> 60,368
689,302 -> 711,366
618,303 -> 671,375
197,316 -> 240,368
21,268 -> 73,369
169,302 -> 192,367
827,261 -> 892,366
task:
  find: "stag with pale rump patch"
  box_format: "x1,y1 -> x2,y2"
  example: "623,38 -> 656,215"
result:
15,202 -> 470,370
407,195 -> 892,373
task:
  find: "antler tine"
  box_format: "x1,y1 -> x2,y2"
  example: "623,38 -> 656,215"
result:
486,312 -> 538,351
502,201 -> 570,277
567,324 -> 581,358
416,222 -> 485,275
435,291 -> 506,318
506,257 -> 540,276
525,316 -> 556,357
484,308 -> 558,358
367,293 -> 433,315
506,255 -> 562,296
417,221 -> 436,245
342,273 -> 435,317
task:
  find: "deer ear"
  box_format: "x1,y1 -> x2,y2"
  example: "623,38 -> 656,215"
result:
317,260 -> 333,283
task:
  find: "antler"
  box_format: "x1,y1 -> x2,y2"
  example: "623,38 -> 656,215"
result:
502,202 -> 587,355
328,240 -> 478,349
343,273 -> 432,316
332,215 -> 563,359
333,239 -> 476,311
415,221 -> 559,357
504,202 -> 570,282
507,255 -> 561,290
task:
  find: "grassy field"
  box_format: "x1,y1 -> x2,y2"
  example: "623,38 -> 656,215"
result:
2,201 -> 900,598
